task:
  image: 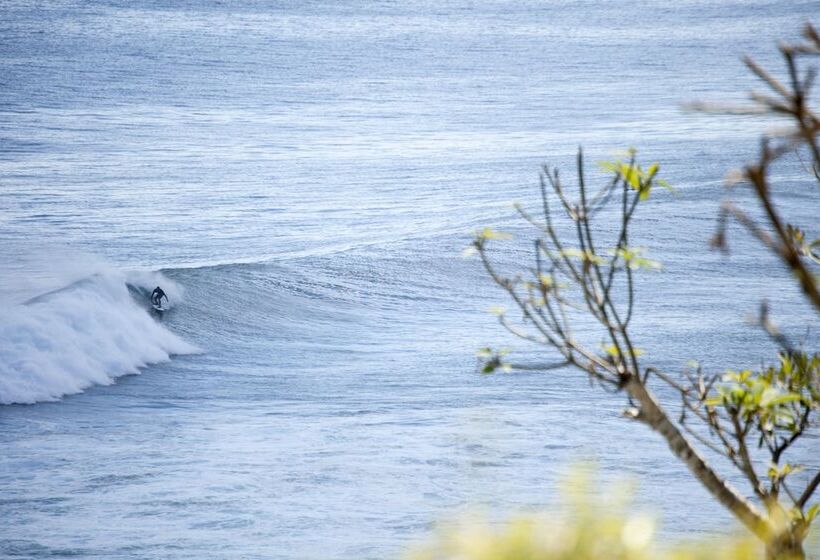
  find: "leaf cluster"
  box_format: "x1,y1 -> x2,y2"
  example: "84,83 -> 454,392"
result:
702,353 -> 818,500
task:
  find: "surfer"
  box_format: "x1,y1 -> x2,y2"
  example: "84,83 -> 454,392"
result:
151,286 -> 168,308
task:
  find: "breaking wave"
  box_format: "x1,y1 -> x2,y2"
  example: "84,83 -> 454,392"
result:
0,270 -> 199,405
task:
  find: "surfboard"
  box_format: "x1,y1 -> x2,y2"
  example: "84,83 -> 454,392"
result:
152,302 -> 165,312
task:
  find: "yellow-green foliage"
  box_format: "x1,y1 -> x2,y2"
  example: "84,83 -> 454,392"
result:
409,473 -> 763,560
410,508 -> 762,560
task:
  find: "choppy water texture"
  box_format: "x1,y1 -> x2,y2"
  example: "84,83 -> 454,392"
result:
2,1 -> 819,558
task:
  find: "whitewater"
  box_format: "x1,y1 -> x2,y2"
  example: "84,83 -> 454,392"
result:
0,261 -> 197,404
2,1 -> 819,559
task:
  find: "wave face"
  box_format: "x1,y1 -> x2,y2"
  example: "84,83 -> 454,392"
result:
0,271 -> 199,405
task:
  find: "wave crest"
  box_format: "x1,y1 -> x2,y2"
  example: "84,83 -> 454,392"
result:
0,272 -> 199,405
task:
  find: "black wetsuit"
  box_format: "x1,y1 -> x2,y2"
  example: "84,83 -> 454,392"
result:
151,287 -> 167,307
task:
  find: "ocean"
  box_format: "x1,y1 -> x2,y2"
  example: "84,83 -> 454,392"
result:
1,1 -> 819,558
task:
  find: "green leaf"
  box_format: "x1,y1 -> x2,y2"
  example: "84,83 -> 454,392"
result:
597,161 -> 619,174
603,344 -> 621,357
765,393 -> 803,407
476,227 -> 513,241
601,345 -> 643,358
806,503 -> 820,523
759,387 -> 780,408
614,247 -> 662,270
560,248 -> 605,264
638,184 -> 651,201
622,164 -> 640,189
632,257 -> 662,270
656,179 -> 677,194
767,463 -> 804,482
806,238 -> 820,264
476,348 -> 494,359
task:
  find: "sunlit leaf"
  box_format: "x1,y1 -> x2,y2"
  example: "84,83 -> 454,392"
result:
477,227 -> 513,241
806,503 -> 820,523
806,238 -> 820,263
763,393 -> 802,407
598,160 -> 619,174
638,183 -> 651,201
560,248 -> 605,264
476,348 -> 494,359
656,178 -> 677,194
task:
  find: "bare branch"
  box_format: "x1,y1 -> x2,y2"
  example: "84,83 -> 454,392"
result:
796,470 -> 820,508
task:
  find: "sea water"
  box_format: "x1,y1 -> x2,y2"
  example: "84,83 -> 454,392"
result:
1,1 -> 819,558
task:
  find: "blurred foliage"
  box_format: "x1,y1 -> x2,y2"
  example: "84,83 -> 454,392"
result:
408,472 -> 766,560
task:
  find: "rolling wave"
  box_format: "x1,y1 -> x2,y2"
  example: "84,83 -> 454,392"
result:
0,270 -> 199,405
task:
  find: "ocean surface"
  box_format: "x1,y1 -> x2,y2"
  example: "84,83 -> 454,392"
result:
2,1 -> 819,558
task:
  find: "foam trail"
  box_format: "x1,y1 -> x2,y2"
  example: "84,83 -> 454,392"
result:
0,271 -> 199,405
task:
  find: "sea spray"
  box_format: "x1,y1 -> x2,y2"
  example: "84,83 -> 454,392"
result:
126,268 -> 187,310
0,271 -> 199,405
0,245 -> 112,307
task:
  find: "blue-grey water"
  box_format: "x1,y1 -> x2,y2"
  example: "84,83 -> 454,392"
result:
2,1 -> 819,558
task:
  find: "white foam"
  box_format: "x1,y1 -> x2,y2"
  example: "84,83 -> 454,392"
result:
0,271 -> 200,405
